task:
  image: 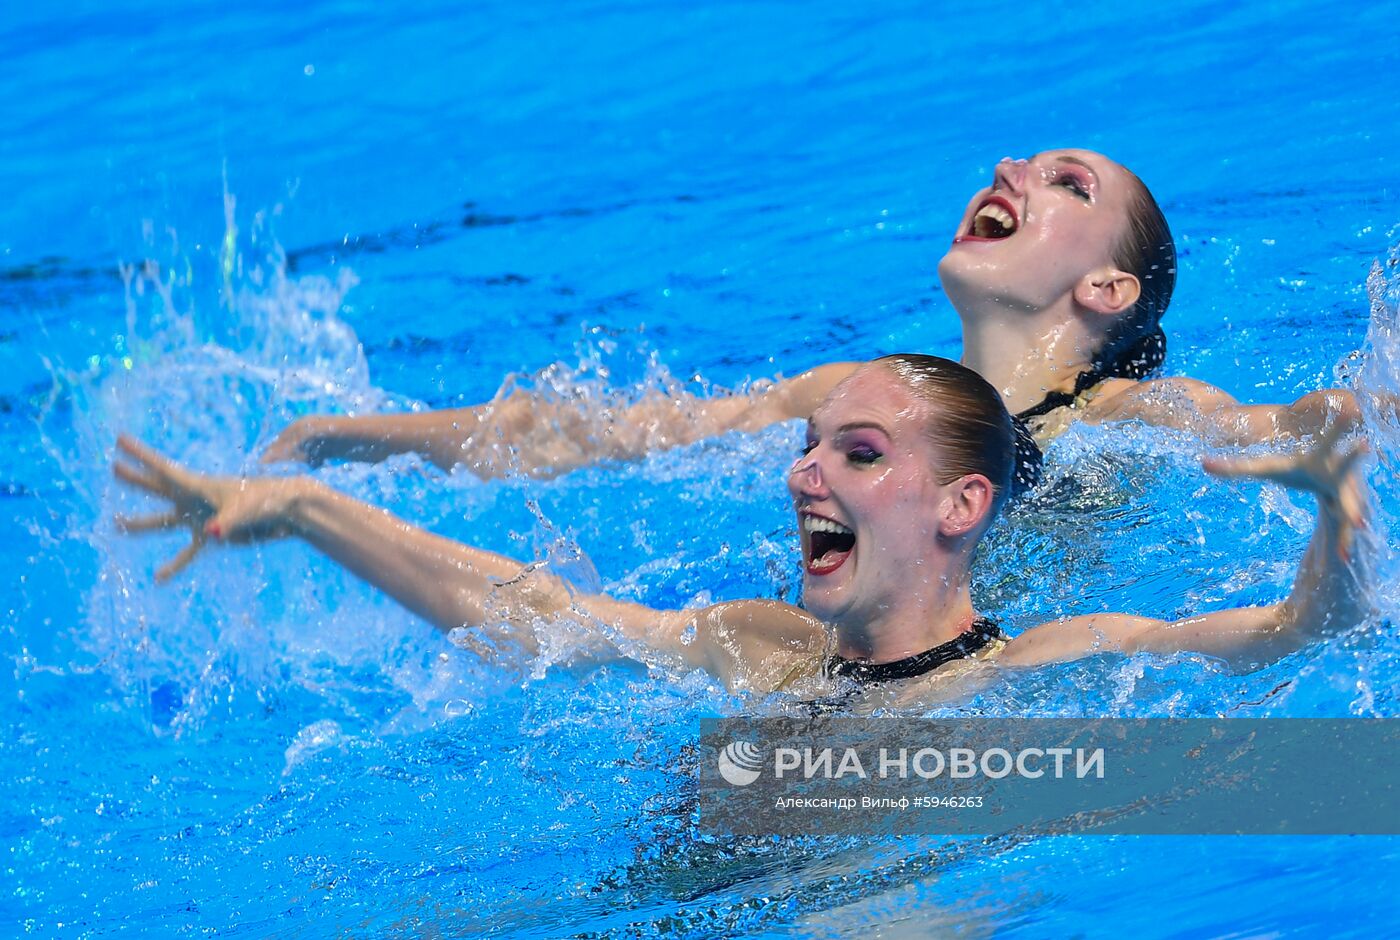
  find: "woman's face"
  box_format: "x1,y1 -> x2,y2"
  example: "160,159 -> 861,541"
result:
937,149 -> 1138,313
786,366 -> 947,628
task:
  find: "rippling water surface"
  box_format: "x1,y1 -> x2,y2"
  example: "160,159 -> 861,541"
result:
5,1 -> 1400,935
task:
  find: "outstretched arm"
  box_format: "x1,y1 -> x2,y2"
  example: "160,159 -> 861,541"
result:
114,437 -> 827,690
262,362 -> 861,476
1080,376 -> 1362,447
1000,425 -> 1372,670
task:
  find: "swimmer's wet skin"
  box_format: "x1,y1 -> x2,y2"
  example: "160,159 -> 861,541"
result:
114,356 -> 1374,706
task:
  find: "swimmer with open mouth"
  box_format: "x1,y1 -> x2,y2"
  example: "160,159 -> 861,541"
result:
115,355 -> 1372,705
259,149 -> 1361,496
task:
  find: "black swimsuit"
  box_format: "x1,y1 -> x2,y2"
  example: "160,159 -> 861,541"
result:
803,617 -> 1006,714
825,616 -> 1007,685
1009,380 -> 1102,496
1008,327 -> 1170,498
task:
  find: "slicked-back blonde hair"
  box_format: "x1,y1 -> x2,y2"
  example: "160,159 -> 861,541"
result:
876,353 -> 1014,517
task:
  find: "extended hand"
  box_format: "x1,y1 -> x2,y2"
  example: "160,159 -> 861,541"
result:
113,435 -> 303,581
1203,423 -> 1369,561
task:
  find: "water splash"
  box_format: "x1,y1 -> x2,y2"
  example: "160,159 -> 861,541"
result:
1360,239 -> 1400,488
282,718 -> 346,775
45,203 -> 443,736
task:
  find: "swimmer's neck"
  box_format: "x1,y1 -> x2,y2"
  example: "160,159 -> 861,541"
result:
957,300 -> 1103,416
833,579 -> 978,664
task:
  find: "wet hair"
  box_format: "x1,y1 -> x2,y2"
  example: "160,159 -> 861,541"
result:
875,354 -> 1016,517
1094,169 -> 1177,383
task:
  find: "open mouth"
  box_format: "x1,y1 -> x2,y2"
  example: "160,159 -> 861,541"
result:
803,514 -> 855,575
960,196 -> 1019,241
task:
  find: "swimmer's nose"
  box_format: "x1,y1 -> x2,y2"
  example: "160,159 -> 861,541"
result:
994,157 -> 1029,194
787,454 -> 829,498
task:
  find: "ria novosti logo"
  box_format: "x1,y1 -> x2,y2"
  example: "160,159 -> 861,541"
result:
715,741 -> 1109,787
717,741 -> 764,786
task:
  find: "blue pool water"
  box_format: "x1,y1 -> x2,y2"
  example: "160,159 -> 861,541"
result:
5,0 -> 1400,934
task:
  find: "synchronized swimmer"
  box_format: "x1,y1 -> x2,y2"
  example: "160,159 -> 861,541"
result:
113,356 -> 1371,708
260,149 -> 1360,491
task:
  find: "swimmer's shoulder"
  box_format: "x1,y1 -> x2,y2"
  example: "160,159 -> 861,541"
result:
1022,376 -> 1242,444
1077,375 -> 1242,421
1020,380 -> 1146,443
758,649 -> 829,696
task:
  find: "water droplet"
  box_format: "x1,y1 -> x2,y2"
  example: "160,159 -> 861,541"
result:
444,699 -> 474,718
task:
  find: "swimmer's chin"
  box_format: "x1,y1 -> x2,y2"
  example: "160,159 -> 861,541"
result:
798,581 -> 851,624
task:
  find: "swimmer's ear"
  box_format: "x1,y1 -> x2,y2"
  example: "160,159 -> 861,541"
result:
1073,267 -> 1141,317
937,473 -> 996,539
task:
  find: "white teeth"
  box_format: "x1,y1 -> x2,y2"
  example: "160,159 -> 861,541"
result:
975,204 -> 1015,228
803,516 -> 853,535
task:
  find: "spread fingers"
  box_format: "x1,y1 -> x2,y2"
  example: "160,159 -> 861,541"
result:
154,537 -> 205,583
113,459 -> 169,497
116,435 -> 197,490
